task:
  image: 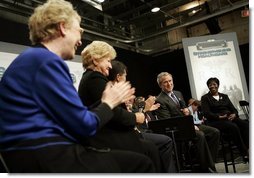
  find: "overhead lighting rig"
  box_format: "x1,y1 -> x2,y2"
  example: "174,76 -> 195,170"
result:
81,0 -> 104,11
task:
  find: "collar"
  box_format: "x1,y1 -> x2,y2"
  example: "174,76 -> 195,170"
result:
34,43 -> 48,49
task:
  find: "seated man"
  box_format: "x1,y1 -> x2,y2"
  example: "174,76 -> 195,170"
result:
187,98 -> 220,163
155,72 -> 217,172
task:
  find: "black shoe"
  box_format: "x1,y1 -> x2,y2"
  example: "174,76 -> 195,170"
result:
243,156 -> 249,163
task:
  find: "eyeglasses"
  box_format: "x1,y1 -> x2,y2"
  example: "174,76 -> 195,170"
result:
79,27 -> 84,36
71,26 -> 84,36
76,27 -> 84,36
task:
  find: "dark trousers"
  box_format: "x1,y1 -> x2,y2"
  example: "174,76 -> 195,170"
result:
141,132 -> 177,173
2,144 -> 155,173
194,130 -> 216,171
139,139 -> 162,172
198,124 -> 220,162
86,128 -> 161,172
207,118 -> 249,156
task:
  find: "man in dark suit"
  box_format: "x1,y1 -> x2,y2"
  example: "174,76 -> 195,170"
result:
155,72 -> 217,173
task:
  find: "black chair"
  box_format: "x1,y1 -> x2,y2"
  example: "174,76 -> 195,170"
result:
239,100 -> 249,120
220,133 -> 245,173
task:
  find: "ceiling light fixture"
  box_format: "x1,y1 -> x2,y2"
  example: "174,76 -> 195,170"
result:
94,0 -> 105,3
81,0 -> 103,11
151,7 -> 160,13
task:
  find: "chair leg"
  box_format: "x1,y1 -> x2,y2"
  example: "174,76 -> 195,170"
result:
0,153 -> 9,173
170,131 -> 181,173
229,142 -> 236,173
221,139 -> 229,173
221,135 -> 239,173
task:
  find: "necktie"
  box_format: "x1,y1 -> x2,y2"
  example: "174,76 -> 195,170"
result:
171,93 -> 180,106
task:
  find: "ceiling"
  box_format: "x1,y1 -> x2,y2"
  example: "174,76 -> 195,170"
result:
0,0 -> 249,56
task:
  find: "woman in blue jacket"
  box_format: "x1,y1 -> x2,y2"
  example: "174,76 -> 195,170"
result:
0,0 -> 154,173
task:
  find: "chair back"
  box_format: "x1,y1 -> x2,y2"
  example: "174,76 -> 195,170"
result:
239,100 -> 249,120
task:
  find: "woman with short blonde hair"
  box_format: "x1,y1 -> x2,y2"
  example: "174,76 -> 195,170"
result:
81,41 -> 116,69
0,0 -> 154,173
29,0 -> 81,44
78,41 -> 161,172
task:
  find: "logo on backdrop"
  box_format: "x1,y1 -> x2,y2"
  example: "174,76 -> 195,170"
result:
70,73 -> 76,84
0,67 -> 6,81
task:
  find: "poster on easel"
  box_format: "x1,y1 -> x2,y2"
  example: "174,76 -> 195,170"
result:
182,32 -> 248,115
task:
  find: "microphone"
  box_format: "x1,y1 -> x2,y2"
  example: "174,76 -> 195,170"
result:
179,99 -> 185,109
138,101 -> 146,113
137,100 -> 148,126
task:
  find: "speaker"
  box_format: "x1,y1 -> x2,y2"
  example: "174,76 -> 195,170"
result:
205,17 -> 221,34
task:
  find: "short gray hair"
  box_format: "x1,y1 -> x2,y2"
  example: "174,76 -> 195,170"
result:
156,72 -> 172,86
29,0 -> 80,44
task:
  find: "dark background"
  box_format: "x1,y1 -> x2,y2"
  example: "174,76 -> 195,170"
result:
0,17 -> 249,103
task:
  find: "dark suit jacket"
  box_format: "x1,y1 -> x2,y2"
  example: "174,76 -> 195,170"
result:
201,92 -> 239,122
155,91 -> 217,169
155,90 -> 186,119
78,69 -> 143,152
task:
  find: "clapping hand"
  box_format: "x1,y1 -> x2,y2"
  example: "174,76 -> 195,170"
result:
144,96 -> 160,112
101,81 -> 135,109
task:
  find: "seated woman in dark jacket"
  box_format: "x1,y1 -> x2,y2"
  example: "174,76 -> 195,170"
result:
201,77 -> 249,159
78,41 -> 161,172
